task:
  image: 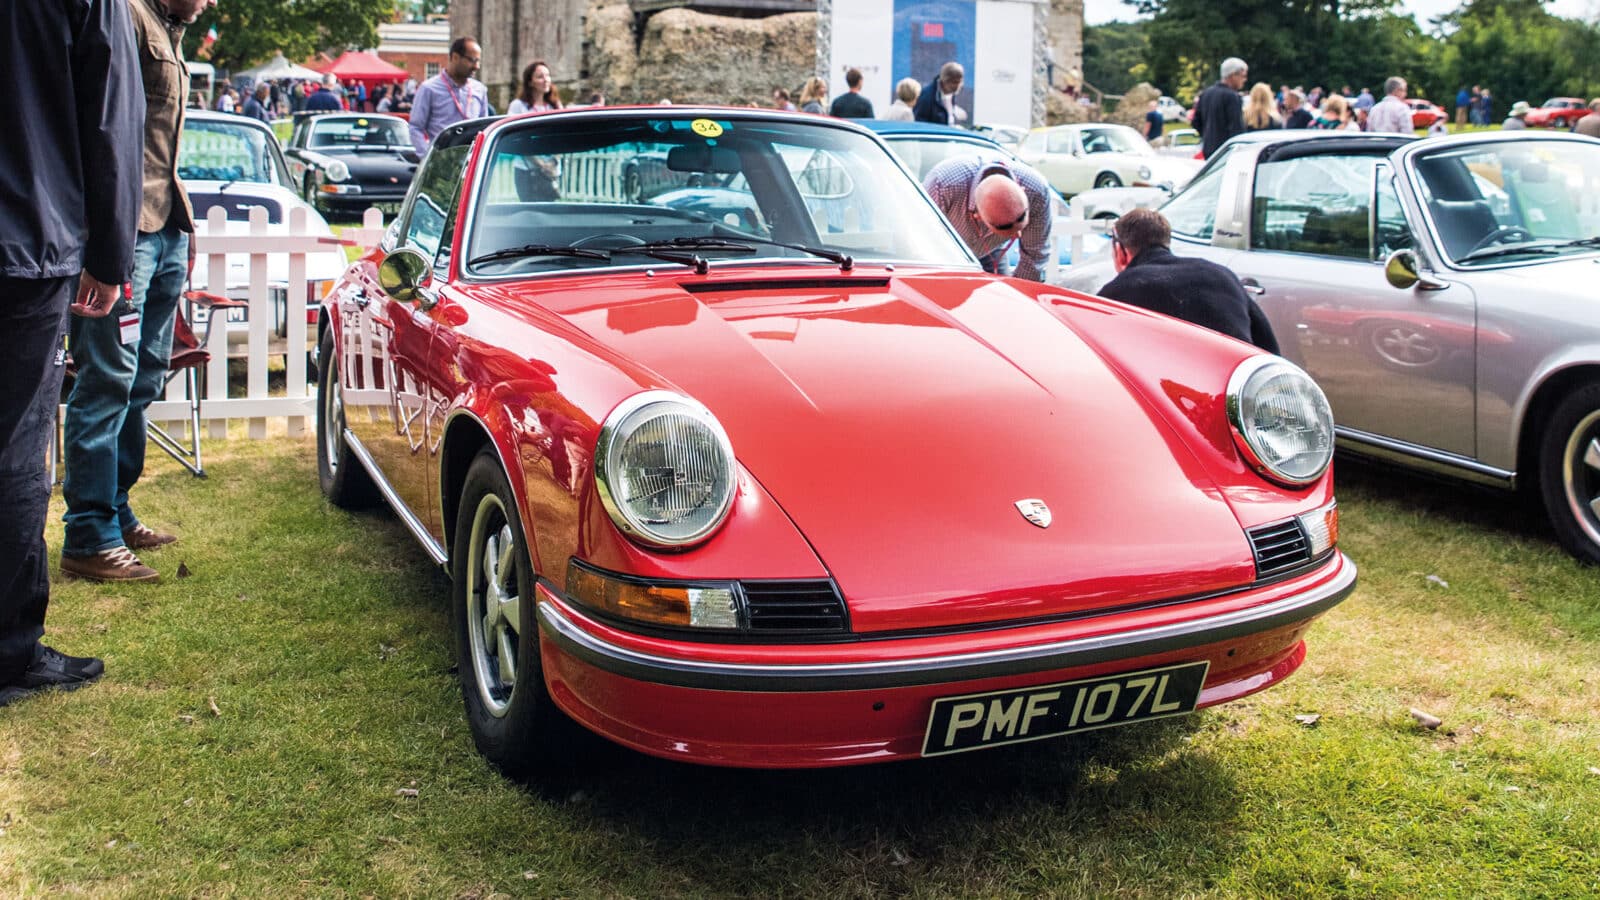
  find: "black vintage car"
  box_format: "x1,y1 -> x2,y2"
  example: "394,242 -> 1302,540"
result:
284,112 -> 419,217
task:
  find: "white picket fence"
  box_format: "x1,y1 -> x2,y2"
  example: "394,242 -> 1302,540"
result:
146,205 -> 386,439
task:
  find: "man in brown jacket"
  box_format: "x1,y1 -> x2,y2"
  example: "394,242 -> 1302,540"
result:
61,0 -> 215,583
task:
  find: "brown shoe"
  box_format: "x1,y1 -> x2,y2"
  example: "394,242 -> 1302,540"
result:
60,546 -> 159,583
122,523 -> 177,550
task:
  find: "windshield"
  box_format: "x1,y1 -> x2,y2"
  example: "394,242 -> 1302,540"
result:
1412,139 -> 1600,265
311,118 -> 410,149
883,136 -> 1005,180
1079,126 -> 1152,157
178,120 -> 285,186
465,114 -> 974,275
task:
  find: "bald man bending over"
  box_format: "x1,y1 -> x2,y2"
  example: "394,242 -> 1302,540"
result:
923,156 -> 1055,281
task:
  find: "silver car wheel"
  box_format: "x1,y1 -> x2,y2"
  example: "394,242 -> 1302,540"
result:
1563,409 -> 1600,547
322,358 -> 343,477
466,494 -> 521,718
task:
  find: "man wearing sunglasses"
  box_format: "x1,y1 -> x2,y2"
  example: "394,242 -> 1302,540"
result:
1099,208 -> 1278,353
923,157 -> 1054,282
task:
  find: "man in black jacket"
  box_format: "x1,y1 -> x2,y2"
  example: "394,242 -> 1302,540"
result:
0,0 -> 144,706
828,68 -> 875,118
1098,208 -> 1279,353
1191,57 -> 1248,158
914,62 -> 964,125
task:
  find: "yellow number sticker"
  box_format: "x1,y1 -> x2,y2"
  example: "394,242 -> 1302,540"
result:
691,118 -> 724,138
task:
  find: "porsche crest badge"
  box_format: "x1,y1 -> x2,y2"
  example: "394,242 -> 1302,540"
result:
1015,498 -> 1051,528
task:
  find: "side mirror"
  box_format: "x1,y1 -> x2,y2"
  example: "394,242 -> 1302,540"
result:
1383,249 -> 1446,291
377,247 -> 438,310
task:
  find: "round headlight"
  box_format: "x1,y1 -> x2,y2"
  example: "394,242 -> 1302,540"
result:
1226,357 -> 1335,486
595,391 -> 736,548
326,159 -> 350,182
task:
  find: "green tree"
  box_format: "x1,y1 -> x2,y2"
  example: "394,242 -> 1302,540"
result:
184,0 -> 398,74
1083,22 -> 1153,97
1436,2 -> 1600,112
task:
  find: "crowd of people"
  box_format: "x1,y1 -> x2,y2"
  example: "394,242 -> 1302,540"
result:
196,73 -> 424,118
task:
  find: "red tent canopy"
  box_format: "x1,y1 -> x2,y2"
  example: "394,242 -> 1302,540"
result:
322,50 -> 409,86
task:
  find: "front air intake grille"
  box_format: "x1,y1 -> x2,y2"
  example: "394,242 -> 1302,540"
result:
1248,520 -> 1312,578
741,580 -> 849,635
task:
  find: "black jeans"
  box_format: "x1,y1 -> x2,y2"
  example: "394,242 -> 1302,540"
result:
0,276 -> 72,681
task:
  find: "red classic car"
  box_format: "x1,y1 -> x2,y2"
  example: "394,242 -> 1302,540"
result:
1525,97 -> 1589,128
1408,99 -> 1446,130
315,108 -> 1353,775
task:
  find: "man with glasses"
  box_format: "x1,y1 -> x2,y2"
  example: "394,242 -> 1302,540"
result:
409,36 -> 495,156
923,157 -> 1054,282
1099,208 -> 1278,352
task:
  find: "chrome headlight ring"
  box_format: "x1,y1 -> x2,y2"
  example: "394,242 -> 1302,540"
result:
1226,356 -> 1335,487
594,391 -> 737,549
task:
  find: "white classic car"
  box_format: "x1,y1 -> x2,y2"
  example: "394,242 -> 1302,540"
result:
179,111 -> 349,357
1017,123 -> 1202,197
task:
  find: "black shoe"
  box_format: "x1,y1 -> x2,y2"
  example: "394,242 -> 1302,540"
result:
0,645 -> 104,707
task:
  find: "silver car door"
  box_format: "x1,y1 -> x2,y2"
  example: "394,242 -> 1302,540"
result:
1229,153 -> 1477,457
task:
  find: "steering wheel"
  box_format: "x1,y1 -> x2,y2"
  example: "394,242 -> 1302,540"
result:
1465,225 -> 1535,256
570,233 -> 648,250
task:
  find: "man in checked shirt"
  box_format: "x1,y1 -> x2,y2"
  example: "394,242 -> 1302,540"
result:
923,157 -> 1054,282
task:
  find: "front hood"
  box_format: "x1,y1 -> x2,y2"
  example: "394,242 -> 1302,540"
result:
335,150 -> 419,184
1469,254 -> 1600,288
555,271 -> 1256,632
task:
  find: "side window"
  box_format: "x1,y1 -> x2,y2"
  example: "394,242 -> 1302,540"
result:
1163,148 -> 1232,242
1022,131 -> 1046,154
1373,163 -> 1413,259
1250,154 -> 1377,259
1047,130 -> 1074,155
401,144 -> 470,265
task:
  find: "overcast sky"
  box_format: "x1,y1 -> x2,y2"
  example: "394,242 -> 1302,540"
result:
1083,0 -> 1599,27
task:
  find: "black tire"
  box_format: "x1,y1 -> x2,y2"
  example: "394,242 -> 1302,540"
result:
316,327 -> 377,507
452,451 -> 583,777
1536,384 -> 1600,565
1094,172 -> 1122,189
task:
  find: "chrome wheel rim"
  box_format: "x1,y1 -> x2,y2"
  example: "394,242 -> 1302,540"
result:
322,355 -> 343,474
1563,409 -> 1600,549
466,493 -> 521,718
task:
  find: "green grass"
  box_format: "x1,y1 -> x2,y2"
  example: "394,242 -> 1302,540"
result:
5,439 -> 1599,897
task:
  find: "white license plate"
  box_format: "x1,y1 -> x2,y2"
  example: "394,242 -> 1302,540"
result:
921,660 -> 1209,757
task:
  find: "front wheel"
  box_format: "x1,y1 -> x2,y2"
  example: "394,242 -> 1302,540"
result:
1536,384 -> 1600,564
453,451 -> 583,777
316,327 -> 377,507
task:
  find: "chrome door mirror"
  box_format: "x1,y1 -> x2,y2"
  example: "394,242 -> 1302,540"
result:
1383,249 -> 1447,291
377,247 -> 438,310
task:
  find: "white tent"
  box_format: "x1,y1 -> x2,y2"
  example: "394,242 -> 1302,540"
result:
235,52 -> 324,83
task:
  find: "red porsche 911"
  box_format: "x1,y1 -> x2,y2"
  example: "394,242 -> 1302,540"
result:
315,108 -> 1354,775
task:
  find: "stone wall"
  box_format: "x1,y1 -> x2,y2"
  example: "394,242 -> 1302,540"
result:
464,1 -> 1085,113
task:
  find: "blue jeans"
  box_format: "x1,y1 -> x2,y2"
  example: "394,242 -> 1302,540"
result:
62,225 -> 188,557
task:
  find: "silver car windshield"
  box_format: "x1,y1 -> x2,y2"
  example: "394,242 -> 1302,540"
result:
465,114 -> 974,275
1412,140 -> 1600,265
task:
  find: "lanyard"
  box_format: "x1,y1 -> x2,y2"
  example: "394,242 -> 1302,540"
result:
444,76 -> 473,118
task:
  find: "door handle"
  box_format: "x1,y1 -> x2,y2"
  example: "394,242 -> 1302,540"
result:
1239,277 -> 1266,296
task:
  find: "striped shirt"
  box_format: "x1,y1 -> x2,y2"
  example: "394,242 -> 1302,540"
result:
408,73 -> 495,155
923,155 -> 1054,282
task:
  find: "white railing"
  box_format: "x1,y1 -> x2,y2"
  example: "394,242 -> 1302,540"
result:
146,205 -> 386,439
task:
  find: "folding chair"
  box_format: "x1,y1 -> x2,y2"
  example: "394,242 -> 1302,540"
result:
145,289 -> 245,478
51,289 -> 244,484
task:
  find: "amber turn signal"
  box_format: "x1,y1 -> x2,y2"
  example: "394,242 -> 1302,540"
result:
566,562 -> 739,630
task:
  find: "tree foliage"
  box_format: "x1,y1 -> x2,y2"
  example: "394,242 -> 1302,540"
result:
1083,22 -> 1152,97
183,0 -> 397,74
1119,0 -> 1599,106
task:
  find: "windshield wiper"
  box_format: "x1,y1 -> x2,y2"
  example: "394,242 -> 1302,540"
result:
1457,244 -> 1560,263
468,244 -> 611,267
633,235 -> 855,271
1551,236 -> 1600,250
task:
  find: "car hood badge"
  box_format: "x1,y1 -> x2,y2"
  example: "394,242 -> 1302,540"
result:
1015,498 -> 1052,528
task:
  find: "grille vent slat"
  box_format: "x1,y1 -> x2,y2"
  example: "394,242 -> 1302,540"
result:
1248,520 -> 1312,578
742,580 -> 848,634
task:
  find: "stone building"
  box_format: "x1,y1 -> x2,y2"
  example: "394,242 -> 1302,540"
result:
452,0 -> 1082,114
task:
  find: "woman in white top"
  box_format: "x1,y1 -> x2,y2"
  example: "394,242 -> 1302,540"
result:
508,60 -> 562,115
884,78 -> 919,121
